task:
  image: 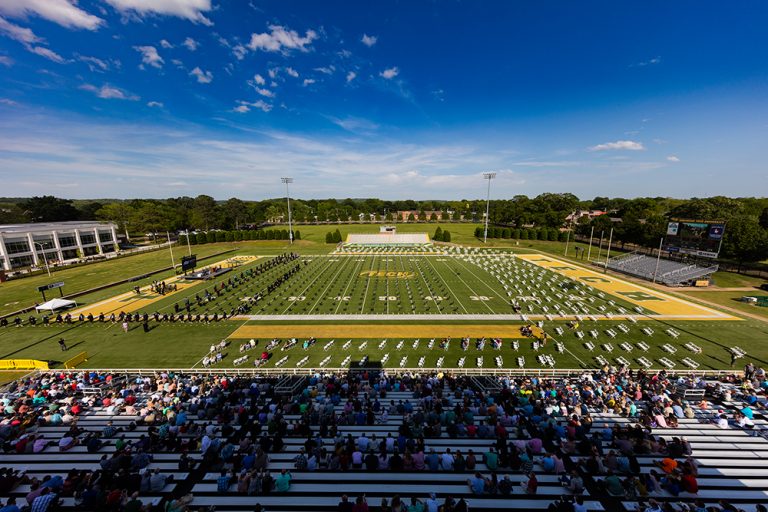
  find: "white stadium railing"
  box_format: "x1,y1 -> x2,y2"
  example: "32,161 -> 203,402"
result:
28,367 -> 741,378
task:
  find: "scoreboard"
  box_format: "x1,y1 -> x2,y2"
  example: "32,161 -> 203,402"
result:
664,220 -> 725,258
181,255 -> 197,271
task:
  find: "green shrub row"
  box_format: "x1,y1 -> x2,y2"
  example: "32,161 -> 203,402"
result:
474,226 -> 567,242
179,229 -> 301,245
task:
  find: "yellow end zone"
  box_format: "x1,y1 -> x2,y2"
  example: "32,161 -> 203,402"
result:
516,254 -> 737,320
229,324 -> 542,340
71,255 -> 260,316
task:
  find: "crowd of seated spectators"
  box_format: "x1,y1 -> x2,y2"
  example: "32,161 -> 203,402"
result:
0,361 -> 763,512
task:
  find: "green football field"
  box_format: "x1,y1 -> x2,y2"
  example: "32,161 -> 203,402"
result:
0,230 -> 766,373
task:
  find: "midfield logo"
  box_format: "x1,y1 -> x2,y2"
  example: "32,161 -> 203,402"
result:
359,271 -> 415,279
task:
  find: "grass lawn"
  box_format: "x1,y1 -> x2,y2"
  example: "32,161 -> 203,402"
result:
0,317 -> 764,371
2,231 -> 766,373
0,244 -> 241,317
708,271 -> 768,289
675,290 -> 768,319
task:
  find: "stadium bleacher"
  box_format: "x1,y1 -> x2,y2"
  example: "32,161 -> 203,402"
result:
0,366 -> 766,512
604,252 -> 719,287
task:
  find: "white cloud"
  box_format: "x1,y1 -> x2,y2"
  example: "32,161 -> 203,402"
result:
133,45 -> 164,68
302,78 -> 316,87
190,66 -> 213,83
379,66 -> 399,80
147,101 -> 164,108
29,46 -> 66,63
182,37 -> 198,51
431,89 -> 444,102
632,56 -> 661,67
588,140 -> 645,151
104,0 -> 213,25
253,73 -> 266,85
255,87 -> 274,98
159,39 -> 173,49
284,67 -> 299,78
232,100 -> 272,113
268,68 -> 278,79
246,24 -> 317,54
80,83 -> 139,100
78,55 -> 109,71
329,116 -> 379,133
0,98 -> 18,105
314,66 -> 334,75
666,155 -> 680,162
0,16 -> 41,44
346,71 -> 357,83
232,44 -> 247,60
0,55 -> 14,66
0,0 -> 102,30
361,34 -> 377,47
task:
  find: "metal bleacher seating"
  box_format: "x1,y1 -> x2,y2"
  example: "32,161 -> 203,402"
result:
604,252 -> 718,286
2,373 -> 767,512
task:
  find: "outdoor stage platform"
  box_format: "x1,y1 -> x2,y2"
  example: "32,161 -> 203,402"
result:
181,267 -> 233,281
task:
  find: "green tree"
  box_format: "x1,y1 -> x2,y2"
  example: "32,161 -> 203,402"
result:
520,229 -> 529,240
721,215 -> 768,266
513,228 -> 522,239
23,196 -> 80,222
294,230 -> 301,240
206,232 -> 216,244
474,227 -> 482,238
222,198 -> 247,230
215,231 -> 226,242
225,231 -> 234,242
433,226 -> 444,241
333,229 -> 343,243
326,232 -> 334,243
96,202 -> 135,240
191,195 -> 219,230
196,233 -> 207,244
548,229 -> 558,241
502,228 -> 511,239
429,212 -> 438,222
408,213 -> 416,222
760,207 -> 768,229
442,230 -> 451,243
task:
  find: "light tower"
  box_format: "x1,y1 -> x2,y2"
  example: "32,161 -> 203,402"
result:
482,172 -> 496,243
281,177 -> 294,244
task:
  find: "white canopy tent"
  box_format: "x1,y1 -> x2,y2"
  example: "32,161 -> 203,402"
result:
35,298 -> 77,312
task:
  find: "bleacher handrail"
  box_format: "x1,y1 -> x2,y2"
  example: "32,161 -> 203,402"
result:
19,367 -> 741,378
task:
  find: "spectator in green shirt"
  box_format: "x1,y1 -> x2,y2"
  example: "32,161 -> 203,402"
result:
484,447 -> 498,470
275,469 -> 292,492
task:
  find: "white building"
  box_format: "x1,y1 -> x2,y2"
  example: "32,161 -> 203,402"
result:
0,221 -> 119,271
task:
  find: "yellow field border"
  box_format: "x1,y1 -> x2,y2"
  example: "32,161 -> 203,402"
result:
516,254 -> 738,320
229,324 -> 542,340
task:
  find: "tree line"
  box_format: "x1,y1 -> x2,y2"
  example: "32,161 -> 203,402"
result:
1,194 -> 765,263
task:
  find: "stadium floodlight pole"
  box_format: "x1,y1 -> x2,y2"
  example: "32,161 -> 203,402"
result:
586,226 -> 594,262
604,227 -> 614,273
184,229 -> 192,257
281,177 -> 294,244
166,231 -> 176,269
564,225 -> 572,257
653,237 -> 664,284
33,242 -> 51,277
482,172 -> 496,243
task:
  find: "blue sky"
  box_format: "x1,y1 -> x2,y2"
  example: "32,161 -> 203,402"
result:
0,0 -> 766,200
